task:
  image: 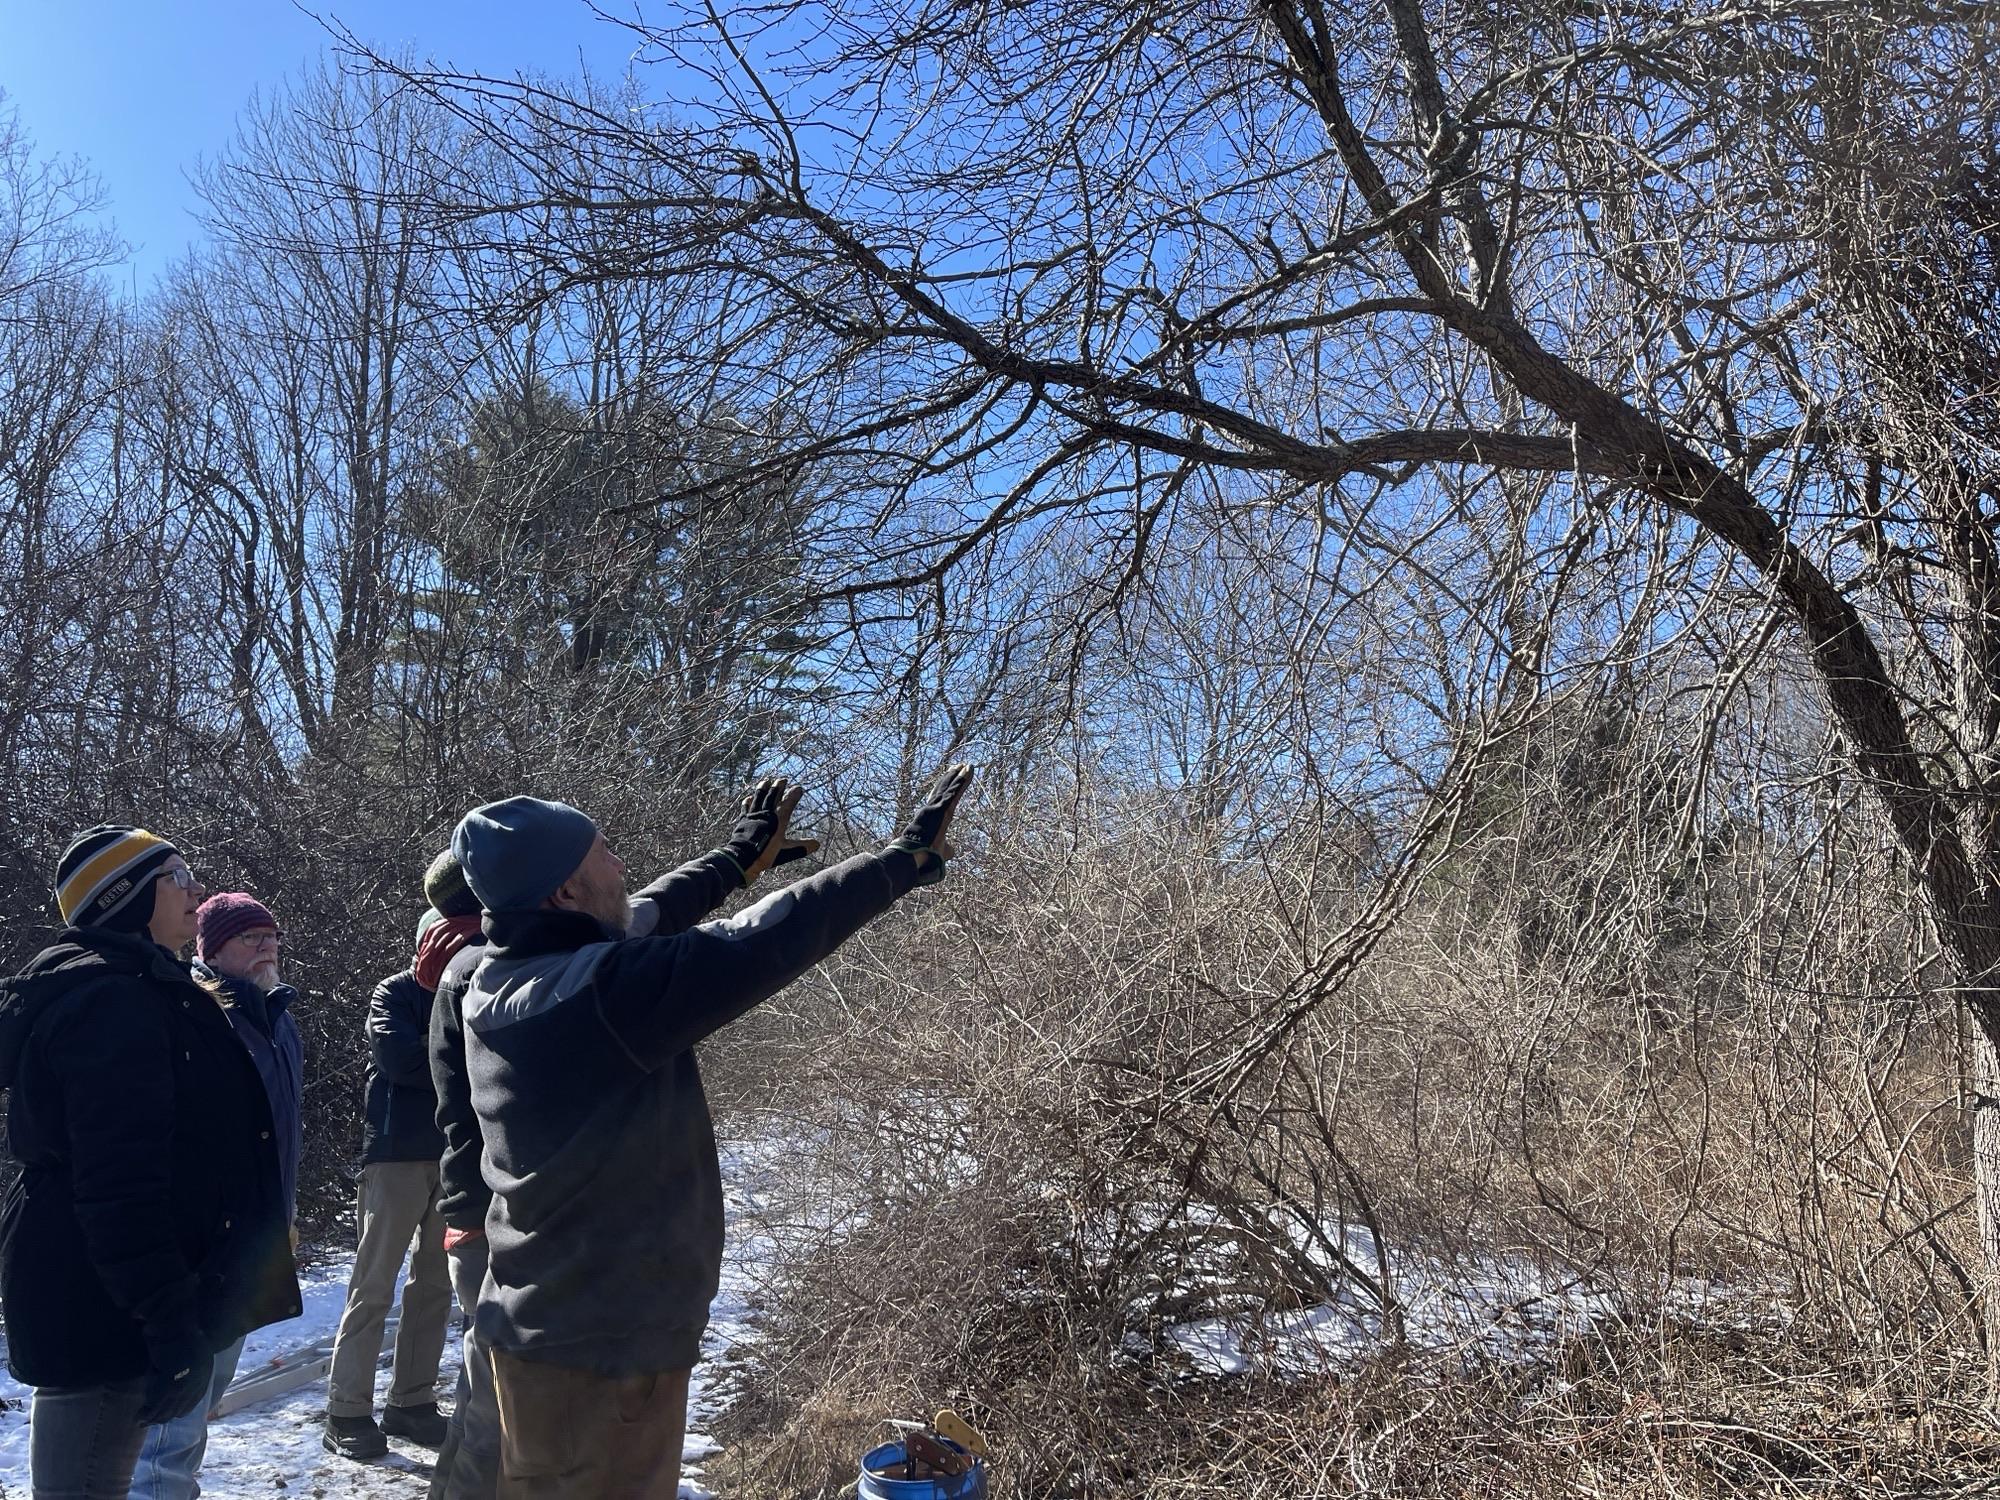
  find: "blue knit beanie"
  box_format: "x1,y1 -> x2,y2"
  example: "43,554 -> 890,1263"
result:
452,797 -> 599,913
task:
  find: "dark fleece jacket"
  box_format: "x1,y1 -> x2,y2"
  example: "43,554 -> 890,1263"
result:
0,928 -> 301,1386
429,864 -> 703,1234
462,847 -> 920,1375
429,940 -> 490,1234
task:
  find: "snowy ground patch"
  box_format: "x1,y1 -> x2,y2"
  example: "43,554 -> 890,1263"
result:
0,1129 -> 783,1498
1155,1226 -> 1772,1380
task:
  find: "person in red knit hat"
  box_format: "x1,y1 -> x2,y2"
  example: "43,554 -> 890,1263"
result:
131,891 -> 306,1499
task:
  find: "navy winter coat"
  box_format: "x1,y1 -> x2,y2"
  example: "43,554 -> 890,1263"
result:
361,969 -> 447,1166
0,928 -> 301,1386
196,961 -> 304,1221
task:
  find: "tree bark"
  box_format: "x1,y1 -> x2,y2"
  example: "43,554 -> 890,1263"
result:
1973,1021 -> 2000,1384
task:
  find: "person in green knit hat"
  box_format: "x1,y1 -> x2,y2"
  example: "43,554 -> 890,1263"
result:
420,845 -> 500,1499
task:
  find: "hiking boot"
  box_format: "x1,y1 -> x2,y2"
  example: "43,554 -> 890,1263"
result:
382,1400 -> 449,1447
323,1412 -> 389,1460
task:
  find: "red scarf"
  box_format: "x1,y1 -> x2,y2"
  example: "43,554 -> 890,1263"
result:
414,912 -> 484,992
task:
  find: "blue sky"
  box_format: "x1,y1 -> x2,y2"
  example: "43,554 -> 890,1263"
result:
0,0 -> 649,288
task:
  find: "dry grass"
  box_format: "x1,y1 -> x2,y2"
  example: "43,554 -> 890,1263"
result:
705,1314 -> 2000,1499
697,770 -> 1989,1498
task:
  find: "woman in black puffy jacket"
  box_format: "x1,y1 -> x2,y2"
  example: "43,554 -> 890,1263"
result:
0,826 -> 300,1498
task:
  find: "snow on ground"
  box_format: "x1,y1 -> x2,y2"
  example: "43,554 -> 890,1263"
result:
1156,1222 -> 1770,1380
0,1132 -> 784,1498
1160,1248 -> 1621,1379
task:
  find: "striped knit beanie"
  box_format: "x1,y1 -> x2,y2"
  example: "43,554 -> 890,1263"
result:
54,825 -> 179,932
195,892 -> 278,960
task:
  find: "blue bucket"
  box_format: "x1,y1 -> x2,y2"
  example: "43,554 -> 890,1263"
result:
858,1439 -> 989,1500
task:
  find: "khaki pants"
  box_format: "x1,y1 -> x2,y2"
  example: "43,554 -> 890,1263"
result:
326,1160 -> 452,1418
490,1348 -> 689,1500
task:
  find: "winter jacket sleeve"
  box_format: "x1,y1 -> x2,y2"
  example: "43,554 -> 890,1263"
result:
41,987 -> 201,1356
430,956 -> 489,1232
629,850 -> 743,937
588,849 -> 921,1070
367,974 -> 431,1089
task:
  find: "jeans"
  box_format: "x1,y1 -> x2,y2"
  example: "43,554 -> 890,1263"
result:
126,1336 -> 245,1500
28,1378 -> 147,1499
326,1160 -> 451,1418
429,1235 -> 501,1500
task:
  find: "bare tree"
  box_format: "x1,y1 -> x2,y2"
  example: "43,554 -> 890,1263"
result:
355,0 -> 2000,1363
162,62 -> 464,758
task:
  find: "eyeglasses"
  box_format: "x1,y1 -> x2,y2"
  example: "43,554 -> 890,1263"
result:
159,866 -> 200,891
233,929 -> 285,949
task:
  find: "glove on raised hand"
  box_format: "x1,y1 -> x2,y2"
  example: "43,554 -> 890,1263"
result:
719,777 -> 819,887
885,763 -> 975,886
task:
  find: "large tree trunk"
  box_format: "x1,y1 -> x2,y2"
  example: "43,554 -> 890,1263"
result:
1267,0 -> 2000,1379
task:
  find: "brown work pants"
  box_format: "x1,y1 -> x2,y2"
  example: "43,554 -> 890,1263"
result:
489,1347 -> 690,1500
